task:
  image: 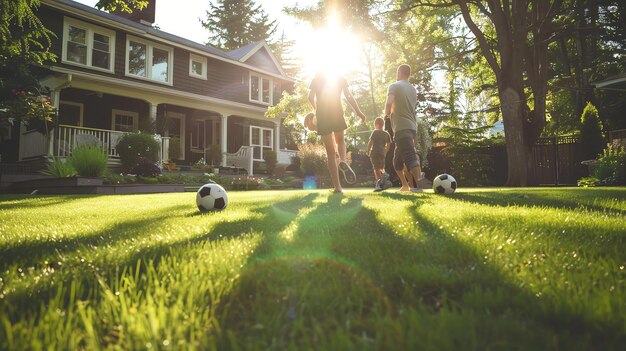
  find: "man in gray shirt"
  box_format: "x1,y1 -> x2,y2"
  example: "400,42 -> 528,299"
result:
385,64 -> 423,192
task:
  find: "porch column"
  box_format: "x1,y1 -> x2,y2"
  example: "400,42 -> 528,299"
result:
48,90 -> 61,157
274,118 -> 281,153
220,114 -> 228,167
148,102 -> 158,133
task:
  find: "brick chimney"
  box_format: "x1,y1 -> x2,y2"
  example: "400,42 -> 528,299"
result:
113,0 -> 156,26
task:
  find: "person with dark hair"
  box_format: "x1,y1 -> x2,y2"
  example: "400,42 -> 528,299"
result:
385,64 -> 423,192
309,72 -> 366,193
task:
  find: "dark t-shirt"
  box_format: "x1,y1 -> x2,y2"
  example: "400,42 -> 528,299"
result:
369,129 -> 391,157
309,75 -> 348,121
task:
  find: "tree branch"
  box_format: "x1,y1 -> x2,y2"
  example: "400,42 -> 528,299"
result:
455,0 -> 501,80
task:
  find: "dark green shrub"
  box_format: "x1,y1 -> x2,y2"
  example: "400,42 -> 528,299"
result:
130,157 -> 162,177
116,132 -> 160,171
70,146 -> 108,177
298,143 -> 327,177
263,150 -> 277,174
41,157 -> 77,177
592,144 -> 625,184
580,102 -> 605,160
209,144 -> 222,165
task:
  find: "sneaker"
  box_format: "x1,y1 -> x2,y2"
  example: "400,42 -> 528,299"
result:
338,161 -> 357,184
410,187 -> 423,193
380,172 -> 390,185
373,181 -> 383,192
419,172 -> 425,180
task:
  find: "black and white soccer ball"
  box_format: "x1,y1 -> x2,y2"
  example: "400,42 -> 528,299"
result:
433,174 -> 457,194
196,183 -> 228,212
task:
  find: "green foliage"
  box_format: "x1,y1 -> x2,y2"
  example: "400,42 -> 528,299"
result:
577,176 -> 599,187
437,126 -> 502,186
592,144 -> 626,185
298,143 -> 328,177
116,132 -> 160,171
94,0 -> 148,13
201,0 -> 277,51
41,157 -> 76,178
263,149 -> 277,174
580,102 -> 605,160
0,188 -> 624,349
69,146 -> 108,177
130,157 -> 161,177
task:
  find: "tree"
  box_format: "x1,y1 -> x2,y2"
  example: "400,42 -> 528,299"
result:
201,0 -> 277,51
94,0 -> 148,13
398,1 -> 566,186
580,102 -> 605,160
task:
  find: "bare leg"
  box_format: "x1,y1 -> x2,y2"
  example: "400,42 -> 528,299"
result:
396,168 -> 410,191
322,133 -> 341,192
334,130 -> 347,162
373,168 -> 382,181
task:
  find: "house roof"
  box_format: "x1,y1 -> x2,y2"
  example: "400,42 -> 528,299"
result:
592,73 -> 626,91
42,0 -> 293,81
226,41 -> 264,61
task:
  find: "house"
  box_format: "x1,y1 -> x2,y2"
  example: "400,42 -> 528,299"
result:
1,0 -> 297,176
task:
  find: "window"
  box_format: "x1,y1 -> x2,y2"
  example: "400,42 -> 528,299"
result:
111,110 -> 138,132
58,101 -> 84,127
249,126 -> 273,161
62,17 -> 115,72
189,54 -> 207,80
249,73 -> 273,105
126,36 -> 173,84
191,120 -> 206,149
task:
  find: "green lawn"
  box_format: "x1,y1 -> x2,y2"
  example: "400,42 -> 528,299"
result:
0,188 -> 624,350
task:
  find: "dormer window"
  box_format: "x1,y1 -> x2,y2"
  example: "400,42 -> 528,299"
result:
62,17 -> 115,73
125,36 -> 173,85
189,54 -> 207,80
250,73 -> 273,105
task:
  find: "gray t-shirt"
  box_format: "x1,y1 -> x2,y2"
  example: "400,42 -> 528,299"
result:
387,80 -> 417,132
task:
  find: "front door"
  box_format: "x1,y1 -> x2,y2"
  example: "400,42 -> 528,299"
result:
165,112 -> 185,160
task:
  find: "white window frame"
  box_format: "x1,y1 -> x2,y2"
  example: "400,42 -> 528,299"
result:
62,17 -> 116,73
125,35 -> 174,85
58,101 -> 84,127
111,109 -> 139,132
249,72 -> 273,106
249,125 -> 274,162
189,53 -> 207,80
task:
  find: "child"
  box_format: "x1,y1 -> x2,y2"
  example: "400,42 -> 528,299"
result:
367,117 -> 392,191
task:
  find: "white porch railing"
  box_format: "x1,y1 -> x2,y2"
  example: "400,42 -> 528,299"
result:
277,149 -> 298,165
54,125 -> 127,158
19,125 -> 166,164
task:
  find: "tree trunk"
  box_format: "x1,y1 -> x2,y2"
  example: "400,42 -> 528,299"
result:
499,86 -> 535,186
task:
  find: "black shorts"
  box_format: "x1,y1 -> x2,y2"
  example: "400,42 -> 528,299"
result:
370,154 -> 385,169
393,129 -> 420,171
316,111 -> 347,136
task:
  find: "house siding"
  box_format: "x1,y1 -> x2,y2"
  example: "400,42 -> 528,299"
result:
244,48 -> 281,75
39,5 -> 292,111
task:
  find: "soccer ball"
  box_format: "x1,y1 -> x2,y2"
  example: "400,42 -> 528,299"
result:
303,112 -> 317,131
433,174 -> 457,194
196,183 -> 228,211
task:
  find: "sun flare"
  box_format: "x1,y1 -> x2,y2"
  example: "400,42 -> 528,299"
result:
300,14 -> 362,78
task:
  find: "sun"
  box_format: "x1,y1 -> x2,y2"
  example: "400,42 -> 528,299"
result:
299,14 -> 362,79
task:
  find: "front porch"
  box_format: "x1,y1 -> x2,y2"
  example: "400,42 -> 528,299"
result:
13,85 -> 297,176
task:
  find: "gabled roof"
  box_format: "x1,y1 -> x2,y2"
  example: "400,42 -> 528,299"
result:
41,0 -> 293,81
226,41 -> 264,61
227,41 -> 285,76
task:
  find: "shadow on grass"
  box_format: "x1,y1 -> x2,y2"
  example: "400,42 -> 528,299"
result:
0,203 -> 191,270
213,192 -> 623,350
0,195 -> 98,211
451,189 -> 626,215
